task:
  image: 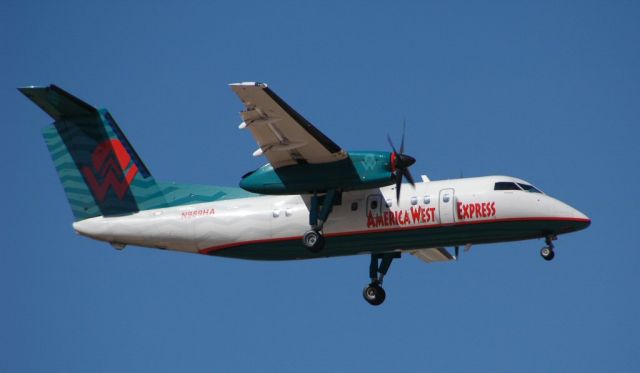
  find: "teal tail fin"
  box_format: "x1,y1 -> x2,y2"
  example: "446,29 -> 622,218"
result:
20,85 -> 168,221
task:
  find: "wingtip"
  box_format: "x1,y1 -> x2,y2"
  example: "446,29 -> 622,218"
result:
229,81 -> 268,88
18,85 -> 42,93
17,84 -> 57,96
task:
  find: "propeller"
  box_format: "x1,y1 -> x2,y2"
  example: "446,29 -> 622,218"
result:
387,122 -> 416,203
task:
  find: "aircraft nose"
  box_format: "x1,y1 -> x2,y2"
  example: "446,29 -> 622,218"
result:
551,198 -> 591,232
572,208 -> 590,221
571,207 -> 591,231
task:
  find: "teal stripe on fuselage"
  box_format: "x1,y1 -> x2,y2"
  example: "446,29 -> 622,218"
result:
157,182 -> 256,207
43,121 -> 256,220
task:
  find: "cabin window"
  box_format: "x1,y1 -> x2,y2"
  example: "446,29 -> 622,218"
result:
370,200 -> 378,210
518,183 -> 543,193
423,195 -> 431,204
272,209 -> 280,218
410,196 -> 418,205
494,182 -> 521,191
351,202 -> 358,211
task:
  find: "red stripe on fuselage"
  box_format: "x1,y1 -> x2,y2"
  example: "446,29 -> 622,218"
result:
197,216 -> 590,255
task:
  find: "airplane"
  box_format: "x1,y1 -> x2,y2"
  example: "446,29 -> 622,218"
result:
20,82 -> 591,306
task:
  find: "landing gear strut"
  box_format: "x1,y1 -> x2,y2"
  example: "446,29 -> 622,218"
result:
302,190 -> 337,253
363,252 -> 400,306
540,235 -> 556,261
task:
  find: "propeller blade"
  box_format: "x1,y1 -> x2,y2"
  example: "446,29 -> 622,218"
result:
386,134 -> 397,154
395,173 -> 402,203
455,246 -> 460,260
403,168 -> 416,187
400,120 -> 406,154
388,120 -> 416,204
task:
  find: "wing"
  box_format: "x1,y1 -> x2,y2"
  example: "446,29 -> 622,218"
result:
230,82 -> 347,168
410,247 -> 455,263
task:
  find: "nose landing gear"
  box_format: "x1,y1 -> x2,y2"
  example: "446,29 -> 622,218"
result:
363,282 -> 386,306
363,252 -> 400,306
540,235 -> 556,261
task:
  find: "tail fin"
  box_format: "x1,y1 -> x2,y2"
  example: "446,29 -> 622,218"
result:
20,85 -> 168,221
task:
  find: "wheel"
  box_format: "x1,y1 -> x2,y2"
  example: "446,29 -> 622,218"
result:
362,283 -> 386,306
540,246 -> 555,261
302,230 -> 325,252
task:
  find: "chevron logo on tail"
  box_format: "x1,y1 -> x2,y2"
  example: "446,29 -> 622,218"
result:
81,139 -> 139,202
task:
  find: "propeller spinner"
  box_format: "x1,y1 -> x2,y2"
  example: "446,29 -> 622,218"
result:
387,123 -> 416,203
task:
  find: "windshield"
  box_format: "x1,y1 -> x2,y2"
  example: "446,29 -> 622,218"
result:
517,183 -> 543,193
494,182 -> 521,191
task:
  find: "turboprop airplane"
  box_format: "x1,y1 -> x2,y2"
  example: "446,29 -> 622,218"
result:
20,83 -> 590,306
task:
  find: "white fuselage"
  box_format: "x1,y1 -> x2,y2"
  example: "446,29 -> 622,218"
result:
73,176 -> 590,260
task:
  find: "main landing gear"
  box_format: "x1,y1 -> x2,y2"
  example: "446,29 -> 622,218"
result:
302,190 -> 337,253
540,235 -> 557,261
363,252 -> 400,306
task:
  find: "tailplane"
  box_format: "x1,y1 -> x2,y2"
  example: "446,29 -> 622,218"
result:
20,85 -> 168,220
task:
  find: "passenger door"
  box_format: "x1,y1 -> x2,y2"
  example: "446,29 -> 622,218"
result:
439,188 -> 455,224
366,194 -> 382,218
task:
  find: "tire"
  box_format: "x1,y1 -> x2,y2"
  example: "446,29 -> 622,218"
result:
540,247 -> 555,261
363,284 -> 386,306
302,230 -> 325,252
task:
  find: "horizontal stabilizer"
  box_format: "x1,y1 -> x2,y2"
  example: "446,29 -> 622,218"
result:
18,85 -> 97,121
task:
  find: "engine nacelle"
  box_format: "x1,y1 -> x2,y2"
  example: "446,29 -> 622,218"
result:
239,151 -> 394,194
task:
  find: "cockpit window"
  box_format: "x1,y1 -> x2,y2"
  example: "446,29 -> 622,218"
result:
518,183 -> 543,193
494,182 -> 521,191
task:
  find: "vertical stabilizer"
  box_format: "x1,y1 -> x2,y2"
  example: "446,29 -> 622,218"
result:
20,85 -> 168,220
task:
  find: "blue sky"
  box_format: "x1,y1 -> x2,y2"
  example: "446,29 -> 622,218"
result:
2,1 -> 639,371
